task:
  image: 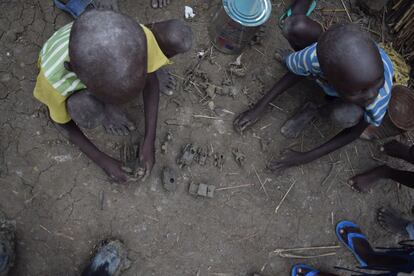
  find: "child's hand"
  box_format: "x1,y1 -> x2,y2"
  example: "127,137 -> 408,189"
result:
267,150 -> 306,172
101,157 -> 130,183
137,142 -> 155,181
233,109 -> 260,133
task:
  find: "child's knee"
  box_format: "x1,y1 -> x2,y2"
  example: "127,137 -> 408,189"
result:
282,15 -> 309,38
282,15 -> 323,49
164,20 -> 193,53
67,90 -> 105,129
330,102 -> 364,128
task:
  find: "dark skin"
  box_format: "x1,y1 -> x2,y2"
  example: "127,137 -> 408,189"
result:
377,207 -> 412,237
234,0 -> 383,171
350,140 -> 414,193
338,226 -> 410,269
55,19 -> 192,183
57,73 -> 159,183
295,223 -> 410,275
151,0 -> 170,9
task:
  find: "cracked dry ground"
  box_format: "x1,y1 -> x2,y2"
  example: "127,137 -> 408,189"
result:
1,0 -> 414,275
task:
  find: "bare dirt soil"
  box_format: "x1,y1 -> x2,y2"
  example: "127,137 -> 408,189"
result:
1,0 -> 414,275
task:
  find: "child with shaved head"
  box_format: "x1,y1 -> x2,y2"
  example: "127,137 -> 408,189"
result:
234,0 -> 393,171
33,10 -> 192,182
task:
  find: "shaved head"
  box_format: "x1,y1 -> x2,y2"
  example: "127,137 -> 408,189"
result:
69,10 -> 147,104
317,24 -> 384,105
317,24 -> 384,89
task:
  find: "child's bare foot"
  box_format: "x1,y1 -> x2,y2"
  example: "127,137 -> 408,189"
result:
281,102 -> 317,138
157,68 -> 176,96
377,207 -> 410,237
381,140 -> 411,162
151,0 -> 170,8
348,165 -> 390,193
103,104 -> 135,136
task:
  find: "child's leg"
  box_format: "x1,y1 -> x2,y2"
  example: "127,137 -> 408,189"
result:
350,165 -> 414,193
282,14 -> 323,50
382,140 -> 414,164
388,169 -> 414,188
338,225 -> 410,269
149,19 -> 193,58
281,100 -> 364,139
67,90 -> 135,136
147,19 -> 192,96
318,101 -> 364,129
377,207 -> 412,238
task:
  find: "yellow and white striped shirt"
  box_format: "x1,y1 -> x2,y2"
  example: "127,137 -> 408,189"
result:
34,22 -> 171,124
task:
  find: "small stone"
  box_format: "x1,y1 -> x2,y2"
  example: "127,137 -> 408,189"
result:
206,185 -> 215,198
189,182 -> 199,195
208,101 -> 215,111
162,167 -> 178,192
205,84 -> 216,99
197,183 -> 208,197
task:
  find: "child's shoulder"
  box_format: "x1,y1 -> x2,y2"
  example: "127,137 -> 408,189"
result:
41,23 -> 73,58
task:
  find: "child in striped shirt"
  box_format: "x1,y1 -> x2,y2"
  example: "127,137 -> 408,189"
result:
33,10 -> 192,183
233,0 -> 394,171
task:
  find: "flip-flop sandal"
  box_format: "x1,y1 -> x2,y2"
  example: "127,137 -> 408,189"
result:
336,220 -> 369,267
291,264 -> 320,276
279,0 -> 318,29
54,0 -> 96,18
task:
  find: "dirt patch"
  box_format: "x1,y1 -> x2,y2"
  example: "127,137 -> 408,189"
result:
0,0 -> 413,275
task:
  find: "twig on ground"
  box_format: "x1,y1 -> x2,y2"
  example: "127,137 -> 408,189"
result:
271,245 -> 340,258
311,121 -> 325,138
321,163 -> 336,186
340,0 -> 352,22
39,224 -> 52,234
345,150 -> 355,176
276,252 -> 337,258
216,184 -> 254,191
192,114 -> 222,120
253,165 -> 269,199
269,102 -> 286,112
260,123 -> 272,130
252,46 -> 265,56
326,165 -> 342,192
362,27 -> 381,37
320,8 -> 346,12
274,179 -> 296,214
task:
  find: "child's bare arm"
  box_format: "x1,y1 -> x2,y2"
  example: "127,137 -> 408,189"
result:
138,72 -> 160,179
269,120 -> 369,170
56,120 -> 129,182
234,72 -> 304,132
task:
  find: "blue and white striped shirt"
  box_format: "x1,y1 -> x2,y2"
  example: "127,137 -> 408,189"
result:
285,43 -> 394,127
